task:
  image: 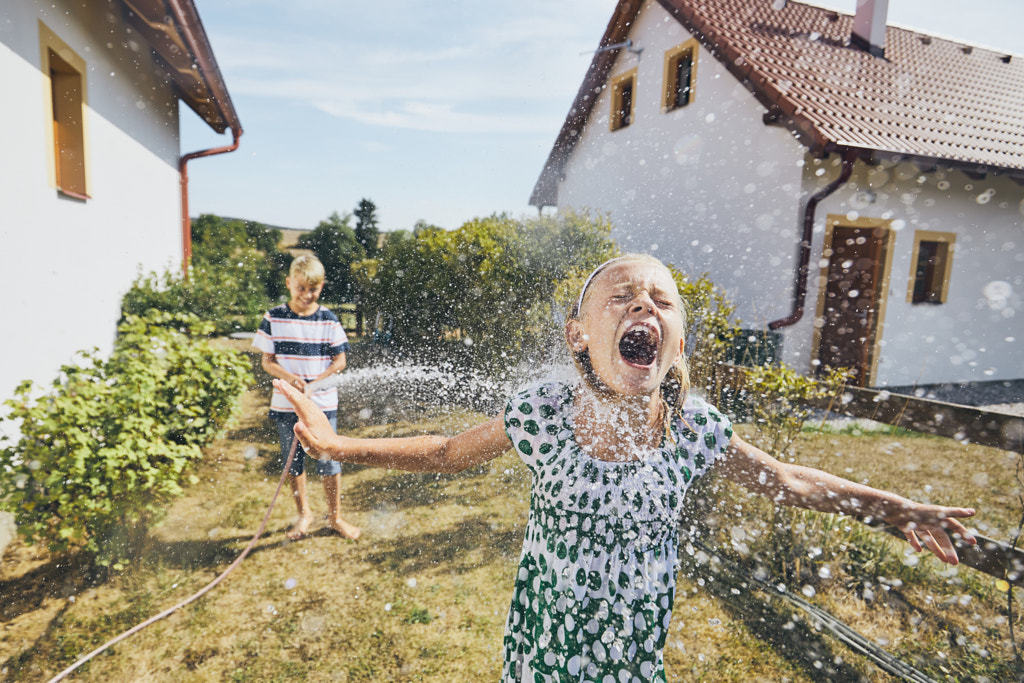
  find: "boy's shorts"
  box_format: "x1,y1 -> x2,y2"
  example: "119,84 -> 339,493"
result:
272,411 -> 342,476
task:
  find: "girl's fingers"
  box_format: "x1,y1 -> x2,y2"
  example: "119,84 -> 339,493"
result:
904,528 -> 923,553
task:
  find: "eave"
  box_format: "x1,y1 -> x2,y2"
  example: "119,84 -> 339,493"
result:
118,0 -> 241,135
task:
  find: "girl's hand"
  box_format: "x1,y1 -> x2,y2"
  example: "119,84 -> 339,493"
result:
274,379 -> 339,460
884,504 -> 976,565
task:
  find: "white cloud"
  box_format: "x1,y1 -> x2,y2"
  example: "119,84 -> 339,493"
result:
205,0 -> 618,132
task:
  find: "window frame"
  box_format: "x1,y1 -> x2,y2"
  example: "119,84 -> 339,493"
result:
662,39 -> 699,112
906,230 -> 956,304
39,21 -> 90,200
609,68 -> 637,132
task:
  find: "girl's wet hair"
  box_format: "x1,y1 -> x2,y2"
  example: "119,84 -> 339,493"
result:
567,253 -> 691,417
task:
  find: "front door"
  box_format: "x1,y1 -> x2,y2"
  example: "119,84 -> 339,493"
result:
816,223 -> 889,386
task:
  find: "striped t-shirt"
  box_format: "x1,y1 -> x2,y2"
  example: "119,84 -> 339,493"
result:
252,304 -> 350,413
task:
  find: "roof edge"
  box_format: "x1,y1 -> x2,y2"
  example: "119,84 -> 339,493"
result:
167,0 -> 242,135
529,0 -> 644,207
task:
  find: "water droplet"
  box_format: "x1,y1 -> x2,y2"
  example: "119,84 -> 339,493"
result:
802,585 -> 816,597
284,578 -> 297,590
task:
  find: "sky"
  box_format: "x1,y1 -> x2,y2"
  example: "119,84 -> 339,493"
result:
180,0 -> 1024,233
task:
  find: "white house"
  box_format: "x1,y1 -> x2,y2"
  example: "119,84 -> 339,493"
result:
531,0 -> 1024,388
0,0 -> 241,402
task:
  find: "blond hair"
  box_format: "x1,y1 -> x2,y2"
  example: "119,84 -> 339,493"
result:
289,254 -> 326,285
567,253 -> 691,414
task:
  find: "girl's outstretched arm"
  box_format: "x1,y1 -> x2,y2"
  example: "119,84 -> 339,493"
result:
716,435 -> 976,565
273,379 -> 512,473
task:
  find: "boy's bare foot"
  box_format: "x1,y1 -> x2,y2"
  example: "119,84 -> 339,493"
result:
287,513 -> 314,541
328,517 -> 361,540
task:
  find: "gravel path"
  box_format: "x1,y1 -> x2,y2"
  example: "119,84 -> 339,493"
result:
881,379 -> 1024,416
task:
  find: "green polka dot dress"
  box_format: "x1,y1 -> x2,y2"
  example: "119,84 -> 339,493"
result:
501,382 -> 733,682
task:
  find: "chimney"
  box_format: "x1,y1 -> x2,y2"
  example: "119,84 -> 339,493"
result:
851,0 -> 889,57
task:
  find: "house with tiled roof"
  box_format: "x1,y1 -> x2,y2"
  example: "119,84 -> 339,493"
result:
0,0 -> 241,401
531,0 -> 1024,388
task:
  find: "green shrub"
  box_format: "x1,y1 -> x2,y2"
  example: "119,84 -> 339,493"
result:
354,210 -> 617,370
122,261 -> 269,336
744,364 -> 850,456
0,312 -> 251,568
122,213 -> 289,334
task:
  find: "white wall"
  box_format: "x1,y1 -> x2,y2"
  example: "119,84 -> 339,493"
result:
557,0 -> 808,328
555,0 -> 1024,387
0,0 -> 182,404
793,158 -> 1024,386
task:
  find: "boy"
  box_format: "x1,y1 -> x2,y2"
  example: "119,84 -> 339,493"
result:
253,254 -> 361,540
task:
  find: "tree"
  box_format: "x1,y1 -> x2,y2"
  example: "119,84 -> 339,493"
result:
296,211 -> 365,304
356,210 -> 618,369
122,214 -> 290,334
354,198 -> 380,256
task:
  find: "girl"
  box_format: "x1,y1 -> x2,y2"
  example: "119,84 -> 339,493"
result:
274,253 -> 976,683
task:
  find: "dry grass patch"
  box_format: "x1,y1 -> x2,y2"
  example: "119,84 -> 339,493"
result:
2,368 -> 1021,681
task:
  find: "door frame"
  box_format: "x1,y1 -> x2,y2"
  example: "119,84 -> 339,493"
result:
810,214 -> 896,387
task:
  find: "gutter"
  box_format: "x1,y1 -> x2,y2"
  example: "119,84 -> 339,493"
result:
768,149 -> 856,330
179,128 -> 242,280
166,0 -> 244,280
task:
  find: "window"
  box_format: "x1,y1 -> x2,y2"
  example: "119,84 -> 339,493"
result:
663,40 -> 699,112
609,69 -> 637,131
40,22 -> 89,199
907,231 -> 955,304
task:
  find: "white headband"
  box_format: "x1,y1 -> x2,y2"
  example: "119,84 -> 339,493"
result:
571,256 -> 628,318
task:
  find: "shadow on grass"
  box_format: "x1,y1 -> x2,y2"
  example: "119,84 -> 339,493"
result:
359,515 -> 521,577
0,551 -> 98,625
340,465 -> 499,513
696,570 -> 873,681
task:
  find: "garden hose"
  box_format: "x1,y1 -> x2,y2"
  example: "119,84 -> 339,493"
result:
46,436 -> 300,683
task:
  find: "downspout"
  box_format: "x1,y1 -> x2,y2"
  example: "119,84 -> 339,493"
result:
179,127 -> 242,281
768,149 -> 856,330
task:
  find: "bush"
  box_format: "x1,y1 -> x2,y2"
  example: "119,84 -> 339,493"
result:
121,214 -> 290,334
744,364 -> 850,456
354,211 -> 617,370
122,262 -> 269,335
0,312 -> 251,568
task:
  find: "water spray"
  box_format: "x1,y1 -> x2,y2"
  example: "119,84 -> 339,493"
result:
45,437 -> 300,683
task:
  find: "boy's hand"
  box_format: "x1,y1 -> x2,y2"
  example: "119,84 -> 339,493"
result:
274,379 -> 338,460
884,504 -> 976,565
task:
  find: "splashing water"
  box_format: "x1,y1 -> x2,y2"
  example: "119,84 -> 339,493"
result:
308,354 -> 577,424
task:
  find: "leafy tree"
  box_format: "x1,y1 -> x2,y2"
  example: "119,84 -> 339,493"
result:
123,214 -> 291,333
354,198 -> 380,256
296,211 -> 365,304
355,210 -> 616,369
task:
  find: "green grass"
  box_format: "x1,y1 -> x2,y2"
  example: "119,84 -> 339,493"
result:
2,360 -> 1021,682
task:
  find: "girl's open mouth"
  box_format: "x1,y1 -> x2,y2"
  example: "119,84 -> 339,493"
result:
618,324 -> 659,367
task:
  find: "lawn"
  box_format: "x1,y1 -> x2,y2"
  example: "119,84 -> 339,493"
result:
1,342 -> 1020,682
